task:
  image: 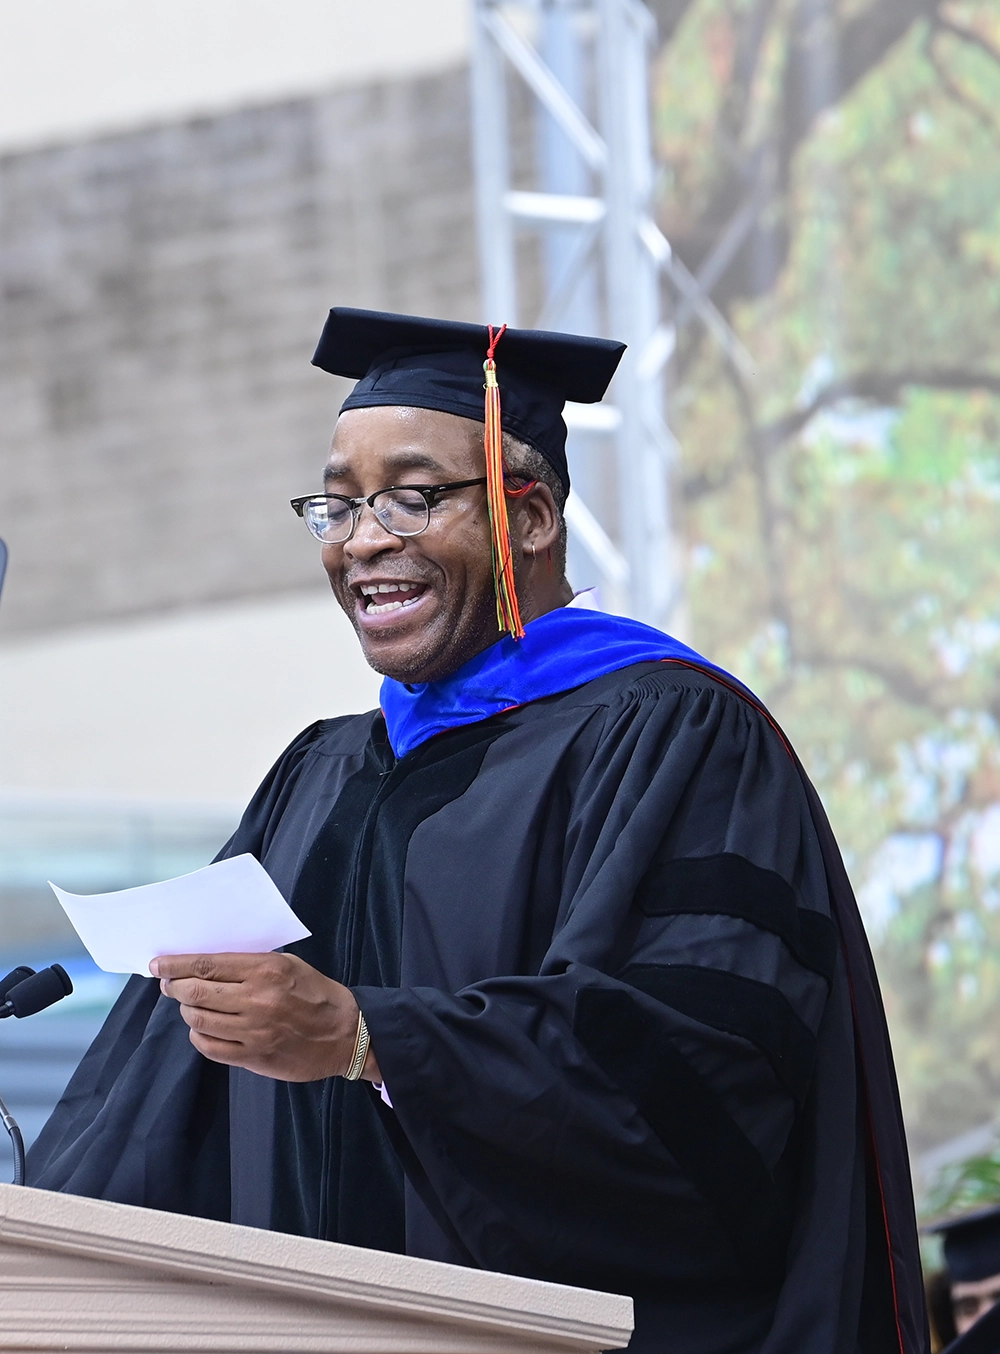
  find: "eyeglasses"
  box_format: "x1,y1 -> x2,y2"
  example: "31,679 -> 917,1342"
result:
289,478 -> 488,545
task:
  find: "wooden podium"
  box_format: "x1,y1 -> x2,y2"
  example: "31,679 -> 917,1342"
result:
0,1183 -> 633,1353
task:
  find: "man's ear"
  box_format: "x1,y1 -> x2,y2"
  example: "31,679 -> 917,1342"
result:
517,483 -> 562,556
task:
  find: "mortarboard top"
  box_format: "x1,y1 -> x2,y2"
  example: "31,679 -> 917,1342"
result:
311,307 -> 626,494
927,1203 -> 1000,1282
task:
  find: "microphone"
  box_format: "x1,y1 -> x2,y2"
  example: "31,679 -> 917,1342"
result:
0,964 -> 73,1019
0,967 -> 35,1001
0,963 -> 74,1186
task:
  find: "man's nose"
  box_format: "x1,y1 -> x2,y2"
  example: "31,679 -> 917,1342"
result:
343,504 -> 404,559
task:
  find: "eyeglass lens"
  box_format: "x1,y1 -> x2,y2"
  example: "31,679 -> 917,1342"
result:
303,489 -> 431,543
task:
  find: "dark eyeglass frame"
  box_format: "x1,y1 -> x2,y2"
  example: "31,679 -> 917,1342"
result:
289,477 -> 489,544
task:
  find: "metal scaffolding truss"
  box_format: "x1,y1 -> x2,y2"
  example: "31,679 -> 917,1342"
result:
470,0 -> 750,629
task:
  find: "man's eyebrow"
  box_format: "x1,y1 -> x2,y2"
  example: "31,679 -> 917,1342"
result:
323,451 -> 450,483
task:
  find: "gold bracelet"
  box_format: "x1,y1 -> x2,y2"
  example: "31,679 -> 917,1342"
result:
344,1009 -> 370,1081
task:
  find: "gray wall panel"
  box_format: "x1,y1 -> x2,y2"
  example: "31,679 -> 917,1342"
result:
0,69 -> 478,635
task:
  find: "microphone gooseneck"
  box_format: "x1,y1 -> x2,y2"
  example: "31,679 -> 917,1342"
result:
0,1095 -> 24,1186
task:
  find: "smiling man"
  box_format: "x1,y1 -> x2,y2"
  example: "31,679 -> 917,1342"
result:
29,310 -> 927,1354
315,400 -> 568,682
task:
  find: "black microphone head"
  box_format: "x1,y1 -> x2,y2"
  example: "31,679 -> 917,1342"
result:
7,965 -> 74,1018
49,964 -> 73,996
0,967 -> 35,1002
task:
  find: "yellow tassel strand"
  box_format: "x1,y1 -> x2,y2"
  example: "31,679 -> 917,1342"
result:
483,324 -> 524,639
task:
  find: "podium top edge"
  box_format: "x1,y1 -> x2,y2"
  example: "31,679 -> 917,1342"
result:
0,1183 -> 634,1349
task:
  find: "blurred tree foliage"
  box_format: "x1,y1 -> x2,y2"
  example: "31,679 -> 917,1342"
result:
924,1147 -> 1000,1222
649,0 -> 1000,1151
920,1147 -> 1000,1271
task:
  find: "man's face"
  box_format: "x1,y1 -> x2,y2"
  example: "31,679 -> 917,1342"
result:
321,405 -> 502,684
952,1272 -> 1000,1335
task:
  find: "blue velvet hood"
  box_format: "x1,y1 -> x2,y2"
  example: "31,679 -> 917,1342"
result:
380,604 -> 738,759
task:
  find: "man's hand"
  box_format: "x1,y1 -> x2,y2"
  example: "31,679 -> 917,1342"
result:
150,952 -> 381,1083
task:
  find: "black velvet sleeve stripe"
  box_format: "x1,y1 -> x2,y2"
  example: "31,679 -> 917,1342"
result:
619,963 -> 818,1108
634,852 -> 838,983
574,986 -> 790,1288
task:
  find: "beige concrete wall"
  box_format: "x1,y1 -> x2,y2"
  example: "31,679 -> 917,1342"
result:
0,589 -> 381,804
0,68 -> 478,639
0,0 -> 470,153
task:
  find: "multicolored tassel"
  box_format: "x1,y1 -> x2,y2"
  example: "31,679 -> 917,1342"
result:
483,323 -> 525,640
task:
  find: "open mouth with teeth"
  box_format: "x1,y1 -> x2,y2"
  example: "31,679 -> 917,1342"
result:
359,582 -> 429,615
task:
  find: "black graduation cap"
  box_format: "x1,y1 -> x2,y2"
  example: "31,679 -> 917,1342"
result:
311,308 -> 626,496
929,1204 -> 1000,1282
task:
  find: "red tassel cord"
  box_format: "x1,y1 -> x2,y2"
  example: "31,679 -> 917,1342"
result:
483,323 -> 526,640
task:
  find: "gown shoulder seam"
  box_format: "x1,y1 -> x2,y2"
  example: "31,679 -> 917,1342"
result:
586,662 -> 795,760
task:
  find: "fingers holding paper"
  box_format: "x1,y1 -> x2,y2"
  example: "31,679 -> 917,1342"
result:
151,952 -> 381,1084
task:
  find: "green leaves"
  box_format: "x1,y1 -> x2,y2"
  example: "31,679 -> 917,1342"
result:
925,1150 -> 1000,1223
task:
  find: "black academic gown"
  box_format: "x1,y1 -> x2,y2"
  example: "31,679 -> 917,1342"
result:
27,662 -> 928,1354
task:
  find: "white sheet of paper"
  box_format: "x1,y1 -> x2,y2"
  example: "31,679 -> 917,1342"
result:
49,854 -> 311,976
